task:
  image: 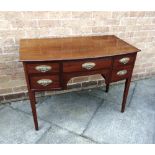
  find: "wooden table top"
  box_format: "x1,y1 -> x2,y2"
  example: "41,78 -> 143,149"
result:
19,35 -> 140,61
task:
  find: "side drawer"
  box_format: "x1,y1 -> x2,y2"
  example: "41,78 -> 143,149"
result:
113,53 -> 136,67
63,58 -> 112,73
111,66 -> 133,82
26,62 -> 59,74
30,75 -> 60,89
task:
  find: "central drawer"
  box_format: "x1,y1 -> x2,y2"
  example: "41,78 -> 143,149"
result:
63,58 -> 112,73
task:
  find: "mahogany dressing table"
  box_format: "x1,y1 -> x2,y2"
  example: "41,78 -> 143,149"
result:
19,35 -> 140,130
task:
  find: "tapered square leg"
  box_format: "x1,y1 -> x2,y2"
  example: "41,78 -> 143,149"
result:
101,74 -> 110,93
121,77 -> 132,113
28,91 -> 39,130
105,83 -> 110,93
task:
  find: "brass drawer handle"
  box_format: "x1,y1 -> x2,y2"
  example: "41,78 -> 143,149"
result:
117,70 -> 127,76
119,57 -> 130,64
82,62 -> 96,70
37,79 -> 53,86
35,65 -> 52,72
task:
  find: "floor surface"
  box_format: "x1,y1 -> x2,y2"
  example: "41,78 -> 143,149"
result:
0,77 -> 155,144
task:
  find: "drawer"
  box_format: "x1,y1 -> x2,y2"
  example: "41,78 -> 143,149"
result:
113,54 -> 136,67
26,62 -> 59,74
111,66 -> 133,82
30,75 -> 60,89
63,58 -> 112,73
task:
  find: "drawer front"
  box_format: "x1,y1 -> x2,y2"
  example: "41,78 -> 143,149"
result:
26,62 -> 59,74
111,66 -> 133,82
113,54 -> 136,67
30,75 -> 60,89
63,58 -> 112,73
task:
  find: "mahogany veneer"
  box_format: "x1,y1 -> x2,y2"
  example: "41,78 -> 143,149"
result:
19,35 -> 140,130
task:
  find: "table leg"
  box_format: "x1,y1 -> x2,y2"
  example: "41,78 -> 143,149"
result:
28,91 -> 39,130
105,83 -> 110,92
101,74 -> 110,93
121,76 -> 132,113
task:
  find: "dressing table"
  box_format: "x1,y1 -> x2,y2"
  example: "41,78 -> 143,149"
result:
19,35 -> 140,130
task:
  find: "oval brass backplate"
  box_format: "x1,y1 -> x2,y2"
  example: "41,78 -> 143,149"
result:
82,62 -> 96,70
37,79 -> 53,86
35,65 -> 52,72
119,57 -> 130,64
117,70 -> 127,76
